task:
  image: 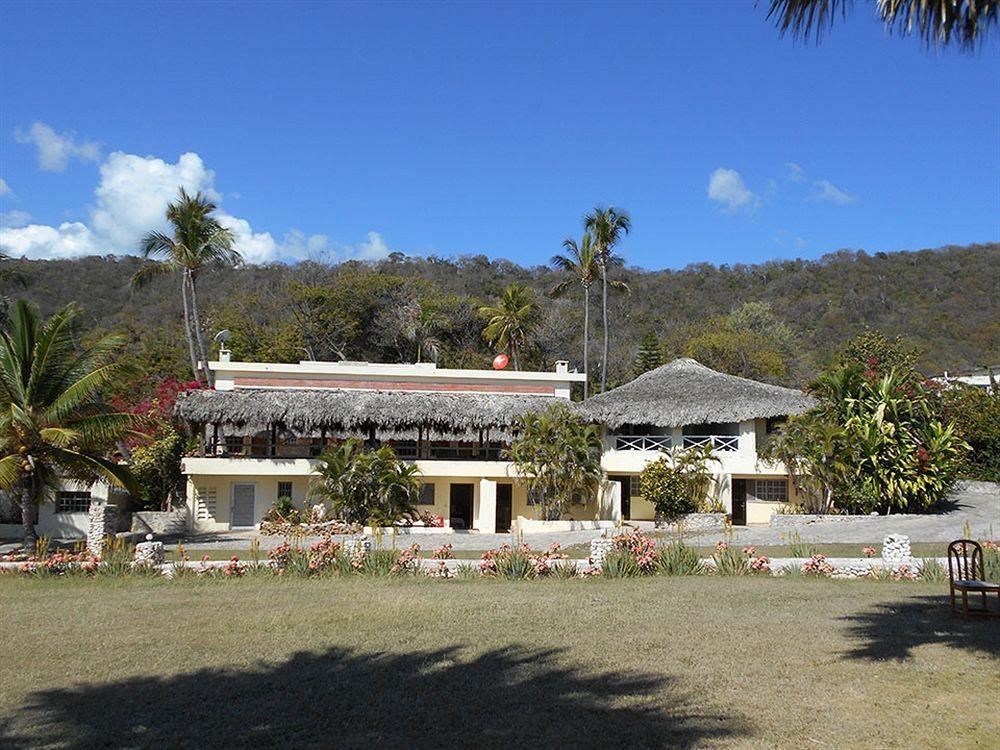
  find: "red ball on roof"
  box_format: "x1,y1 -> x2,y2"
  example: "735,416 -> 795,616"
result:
492,354 -> 510,370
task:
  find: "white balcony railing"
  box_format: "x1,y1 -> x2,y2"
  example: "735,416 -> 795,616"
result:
682,435 -> 739,451
615,435 -> 672,451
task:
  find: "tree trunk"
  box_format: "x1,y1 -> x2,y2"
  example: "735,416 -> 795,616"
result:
600,263 -> 609,393
180,273 -> 201,385
20,480 -> 36,547
583,285 -> 590,400
188,272 -> 214,388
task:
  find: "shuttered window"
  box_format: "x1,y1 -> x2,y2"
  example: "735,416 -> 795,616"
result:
196,487 -> 217,521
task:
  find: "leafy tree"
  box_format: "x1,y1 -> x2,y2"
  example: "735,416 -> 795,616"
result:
684,302 -> 797,383
632,329 -> 664,377
479,283 -> 540,370
765,0 -> 999,50
132,188 -> 242,387
838,326 -> 920,376
762,365 -> 968,514
940,379 -> 1000,481
584,206 -> 631,393
638,457 -> 692,525
309,439 -> 421,527
0,252 -> 28,322
0,301 -> 139,543
506,403 -> 604,520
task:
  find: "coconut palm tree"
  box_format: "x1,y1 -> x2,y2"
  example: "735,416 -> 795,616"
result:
583,206 -> 631,393
479,283 -> 539,371
131,188 -> 241,387
0,301 -> 138,544
765,0 -> 999,50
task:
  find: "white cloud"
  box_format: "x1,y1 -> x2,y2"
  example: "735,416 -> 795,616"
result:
14,122 -> 100,172
785,162 -> 805,182
1,139 -> 390,264
0,210 -> 32,228
707,168 -> 760,212
0,178 -> 11,196
809,179 -> 857,205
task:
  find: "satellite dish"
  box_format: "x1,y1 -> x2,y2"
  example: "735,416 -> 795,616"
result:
213,330 -> 231,345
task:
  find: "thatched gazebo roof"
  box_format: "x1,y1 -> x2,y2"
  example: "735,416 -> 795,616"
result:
175,388 -> 557,439
577,358 -> 815,429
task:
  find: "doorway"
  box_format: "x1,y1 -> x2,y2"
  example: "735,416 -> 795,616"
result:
449,483 -> 474,530
609,475 -> 631,520
230,483 -> 257,528
495,483 -> 513,533
731,478 -> 747,526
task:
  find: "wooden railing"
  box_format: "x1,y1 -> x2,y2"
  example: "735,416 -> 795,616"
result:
682,435 -> 739,451
614,435 -> 672,451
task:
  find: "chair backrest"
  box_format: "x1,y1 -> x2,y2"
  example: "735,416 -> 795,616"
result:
947,539 -> 984,583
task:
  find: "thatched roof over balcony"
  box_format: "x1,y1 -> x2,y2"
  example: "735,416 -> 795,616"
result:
577,358 -> 815,429
175,387 -> 557,438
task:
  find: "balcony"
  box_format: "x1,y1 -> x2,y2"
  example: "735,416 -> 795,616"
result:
203,437 -> 507,462
682,435 -> 739,451
614,435 -> 672,451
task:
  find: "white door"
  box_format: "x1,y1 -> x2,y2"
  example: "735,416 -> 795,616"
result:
230,483 -> 257,528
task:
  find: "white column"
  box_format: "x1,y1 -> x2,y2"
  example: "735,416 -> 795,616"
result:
738,420 -> 756,458
476,478 -> 497,532
600,481 -> 622,522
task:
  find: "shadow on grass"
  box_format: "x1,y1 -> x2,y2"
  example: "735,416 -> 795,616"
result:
841,595 -> 1000,661
1,645 -> 750,749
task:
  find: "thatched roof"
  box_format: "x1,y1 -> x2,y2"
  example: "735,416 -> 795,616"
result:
175,388 -> 557,438
577,358 -> 815,429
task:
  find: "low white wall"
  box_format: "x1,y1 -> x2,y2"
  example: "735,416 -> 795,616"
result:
511,516 -> 617,534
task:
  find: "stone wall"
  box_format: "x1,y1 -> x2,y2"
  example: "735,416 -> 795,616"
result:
132,511 -> 187,536
86,501 -> 117,556
677,513 -> 727,532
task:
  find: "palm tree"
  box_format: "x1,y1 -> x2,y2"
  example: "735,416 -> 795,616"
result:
131,188 -> 241,387
765,0 -> 999,50
479,283 -> 539,371
583,206 -> 631,393
0,301 -> 138,544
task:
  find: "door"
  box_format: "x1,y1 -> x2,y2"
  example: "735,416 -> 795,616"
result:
231,483 -> 257,528
449,483 -> 474,530
609,475 -> 631,520
496,483 -> 513,533
731,479 -> 747,526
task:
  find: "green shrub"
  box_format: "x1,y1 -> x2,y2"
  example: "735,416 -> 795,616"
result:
653,541 -> 702,576
549,561 -> 580,579
983,542 -> 1000,582
600,549 -> 642,578
638,458 -> 694,524
784,531 -> 818,559
482,546 -> 536,580
918,558 -> 947,583
455,562 -> 479,580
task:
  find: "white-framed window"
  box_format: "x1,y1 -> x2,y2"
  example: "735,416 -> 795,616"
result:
277,481 -> 293,500
753,479 -> 788,503
195,486 -> 218,521
55,491 -> 91,513
418,483 -> 436,505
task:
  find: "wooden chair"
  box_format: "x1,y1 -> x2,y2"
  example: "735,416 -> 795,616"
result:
947,540 -> 1000,619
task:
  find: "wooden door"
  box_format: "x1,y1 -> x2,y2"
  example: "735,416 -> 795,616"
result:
731,479 -> 747,526
496,484 -> 513,533
449,483 -> 474,530
609,475 -> 631,520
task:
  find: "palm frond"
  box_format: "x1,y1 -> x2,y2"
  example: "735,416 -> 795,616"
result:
130,259 -> 175,290
0,454 -> 21,491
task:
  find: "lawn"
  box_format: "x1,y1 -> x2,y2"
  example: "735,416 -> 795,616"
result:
1,577 -> 997,749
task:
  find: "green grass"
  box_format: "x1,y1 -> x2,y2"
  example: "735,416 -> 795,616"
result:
1,576 -> 996,749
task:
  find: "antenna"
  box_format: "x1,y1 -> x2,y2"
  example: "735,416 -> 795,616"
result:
213,330 -> 231,345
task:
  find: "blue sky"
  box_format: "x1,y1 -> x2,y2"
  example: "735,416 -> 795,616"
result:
1,1 -> 997,269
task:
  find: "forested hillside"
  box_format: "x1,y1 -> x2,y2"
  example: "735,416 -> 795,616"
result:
2,242 -> 997,391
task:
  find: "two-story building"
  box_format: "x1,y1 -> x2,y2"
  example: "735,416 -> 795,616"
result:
175,354 -> 814,532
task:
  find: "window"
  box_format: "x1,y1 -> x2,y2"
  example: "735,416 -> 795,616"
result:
196,487 -> 217,521
418,483 -> 436,505
753,479 -> 787,503
277,481 -> 293,500
56,491 -> 91,514
629,475 -> 641,496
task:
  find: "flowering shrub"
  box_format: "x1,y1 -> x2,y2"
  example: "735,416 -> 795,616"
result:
432,543 -> 454,560
612,529 -> 657,572
417,512 -> 446,528
391,544 -> 421,575
426,560 -> 454,579
222,556 -> 245,577
862,546 -> 877,558
308,538 -> 343,573
480,543 -> 568,579
802,554 -> 835,577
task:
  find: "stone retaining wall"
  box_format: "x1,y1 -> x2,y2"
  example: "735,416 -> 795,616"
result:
955,480 -> 999,495
132,511 -> 187,536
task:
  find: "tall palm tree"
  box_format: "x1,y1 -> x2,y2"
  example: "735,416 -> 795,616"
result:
584,206 -> 631,393
131,188 -> 241,387
552,233 -> 598,398
765,0 -> 999,50
0,301 -> 138,544
479,283 -> 539,371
